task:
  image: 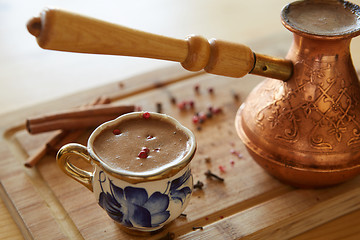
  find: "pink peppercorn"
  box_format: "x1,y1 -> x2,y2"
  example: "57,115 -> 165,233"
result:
188,100 -> 195,108
212,107 -> 222,114
112,129 -> 121,135
199,112 -> 207,121
138,150 -> 148,159
143,112 -> 151,119
219,165 -> 226,173
192,115 -> 199,124
142,147 -> 150,154
177,101 -> 186,110
230,149 -> 243,159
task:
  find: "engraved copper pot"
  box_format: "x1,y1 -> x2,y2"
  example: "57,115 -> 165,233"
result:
236,0 -> 360,188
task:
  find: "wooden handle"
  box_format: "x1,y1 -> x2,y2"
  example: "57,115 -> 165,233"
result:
27,8 -> 292,80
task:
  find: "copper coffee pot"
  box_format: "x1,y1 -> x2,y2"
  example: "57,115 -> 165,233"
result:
27,0 -> 360,188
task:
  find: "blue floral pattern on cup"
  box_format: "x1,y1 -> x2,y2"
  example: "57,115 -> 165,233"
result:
98,169 -> 192,228
169,168 -> 192,204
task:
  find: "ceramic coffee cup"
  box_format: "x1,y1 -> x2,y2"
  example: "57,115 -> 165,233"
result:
56,112 -> 196,233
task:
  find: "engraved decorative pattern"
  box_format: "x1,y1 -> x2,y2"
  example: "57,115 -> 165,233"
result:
255,55 -> 360,151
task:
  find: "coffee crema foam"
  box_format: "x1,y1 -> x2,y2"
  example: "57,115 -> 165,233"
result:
285,1 -> 360,36
93,116 -> 190,173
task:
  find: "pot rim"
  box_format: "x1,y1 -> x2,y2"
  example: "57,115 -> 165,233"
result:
281,0 -> 360,40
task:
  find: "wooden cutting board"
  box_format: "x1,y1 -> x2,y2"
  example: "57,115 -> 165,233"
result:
1,33 -> 360,240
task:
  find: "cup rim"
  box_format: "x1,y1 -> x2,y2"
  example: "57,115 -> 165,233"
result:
87,111 -> 196,182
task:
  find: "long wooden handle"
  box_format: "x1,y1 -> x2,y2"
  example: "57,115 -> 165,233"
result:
27,8 -> 292,80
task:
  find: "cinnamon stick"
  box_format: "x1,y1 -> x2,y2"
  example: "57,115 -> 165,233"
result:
24,130 -> 69,168
27,105 -> 134,134
24,96 -> 113,167
47,130 -> 85,153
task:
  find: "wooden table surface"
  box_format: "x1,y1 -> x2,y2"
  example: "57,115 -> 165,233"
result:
1,0 -> 360,239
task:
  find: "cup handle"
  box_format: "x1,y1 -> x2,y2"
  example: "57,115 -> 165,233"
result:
56,143 -> 94,191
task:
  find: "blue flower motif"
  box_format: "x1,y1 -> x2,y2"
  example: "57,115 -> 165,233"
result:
169,169 -> 192,204
98,171 -> 170,228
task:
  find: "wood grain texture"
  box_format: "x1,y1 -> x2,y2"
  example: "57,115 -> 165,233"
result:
32,8 -> 188,62
28,8 -> 261,79
0,188 -> 24,240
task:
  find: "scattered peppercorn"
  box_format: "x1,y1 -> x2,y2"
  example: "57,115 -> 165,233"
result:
218,165 -> 226,173
230,149 -> 243,159
156,102 -> 162,113
142,147 -> 150,154
194,180 -> 204,190
112,129 -> 121,135
190,106 -> 223,126
188,100 -> 195,108
192,115 -> 199,124
170,96 -> 177,104
199,112 -> 207,121
208,87 -> 214,94
232,91 -> 240,101
194,84 -> 200,93
143,112 -> 151,119
177,101 -> 187,110
212,107 -> 223,114
138,150 -> 148,159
